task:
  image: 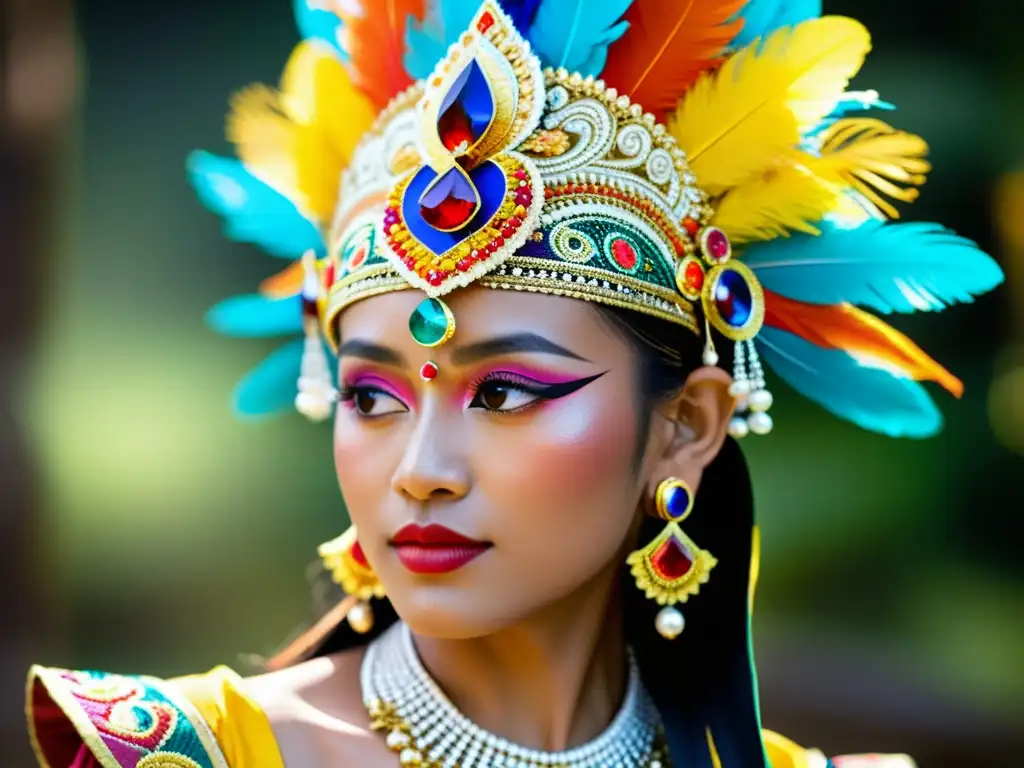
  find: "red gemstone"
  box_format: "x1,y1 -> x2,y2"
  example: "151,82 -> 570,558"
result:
477,11 -> 494,31
420,361 -> 439,380
514,190 -> 532,206
427,271 -> 444,286
650,537 -> 694,581
501,225 -> 514,238
493,236 -> 505,248
514,169 -> 527,180
438,102 -> 476,153
470,248 -> 482,261
323,262 -> 336,286
421,196 -> 475,230
350,540 -> 370,568
610,238 -> 637,270
685,261 -> 704,292
456,258 -> 473,271
704,227 -> 731,262
683,217 -> 700,236
509,217 -> 522,228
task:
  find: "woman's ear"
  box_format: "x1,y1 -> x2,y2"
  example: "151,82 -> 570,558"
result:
647,366 -> 736,494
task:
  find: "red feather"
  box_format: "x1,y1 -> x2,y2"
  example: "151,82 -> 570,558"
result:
601,0 -> 746,120
339,0 -> 425,112
764,290 -> 963,397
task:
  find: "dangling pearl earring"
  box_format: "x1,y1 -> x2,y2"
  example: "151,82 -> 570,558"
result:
626,478 -> 716,640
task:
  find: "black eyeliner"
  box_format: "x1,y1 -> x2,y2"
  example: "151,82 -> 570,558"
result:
529,371 -> 608,399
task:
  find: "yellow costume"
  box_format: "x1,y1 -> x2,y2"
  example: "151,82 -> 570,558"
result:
27,664 -> 912,767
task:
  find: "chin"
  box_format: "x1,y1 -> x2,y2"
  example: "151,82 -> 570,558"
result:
390,586 -> 520,640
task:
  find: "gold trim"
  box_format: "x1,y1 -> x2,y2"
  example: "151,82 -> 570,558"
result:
26,666 -> 121,768
155,676 -> 230,768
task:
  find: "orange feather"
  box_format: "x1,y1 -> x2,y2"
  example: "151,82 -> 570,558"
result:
601,0 -> 745,119
339,0 -> 425,112
763,290 -> 963,397
259,259 -> 305,298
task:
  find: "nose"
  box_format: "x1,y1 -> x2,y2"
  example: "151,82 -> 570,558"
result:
391,400 -> 471,503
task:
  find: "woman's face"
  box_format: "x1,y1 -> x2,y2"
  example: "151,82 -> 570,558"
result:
334,287 -> 657,639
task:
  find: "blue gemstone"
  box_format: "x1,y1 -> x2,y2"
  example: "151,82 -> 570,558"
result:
664,484 -> 691,520
714,269 -> 753,327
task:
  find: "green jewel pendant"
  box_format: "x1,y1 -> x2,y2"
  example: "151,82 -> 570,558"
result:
409,297 -> 456,347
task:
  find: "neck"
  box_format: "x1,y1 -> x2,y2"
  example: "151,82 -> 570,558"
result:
411,566 -> 627,753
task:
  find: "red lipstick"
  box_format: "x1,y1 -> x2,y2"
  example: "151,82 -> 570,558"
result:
391,523 -> 490,574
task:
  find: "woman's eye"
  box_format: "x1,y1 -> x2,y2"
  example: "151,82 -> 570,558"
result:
345,387 -> 407,417
471,381 -> 540,413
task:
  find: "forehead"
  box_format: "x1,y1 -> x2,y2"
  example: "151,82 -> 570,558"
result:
337,287 -> 625,357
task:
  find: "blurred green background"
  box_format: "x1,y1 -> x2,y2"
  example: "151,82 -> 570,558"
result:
3,1 -> 1023,766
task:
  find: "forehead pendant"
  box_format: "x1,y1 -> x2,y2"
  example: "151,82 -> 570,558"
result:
381,3 -> 546,352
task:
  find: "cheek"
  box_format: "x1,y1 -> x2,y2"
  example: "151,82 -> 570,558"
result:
333,415 -> 400,528
480,382 -> 640,541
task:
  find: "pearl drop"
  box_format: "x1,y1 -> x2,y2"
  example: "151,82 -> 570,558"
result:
347,601 -> 375,634
702,348 -> 719,366
387,730 -> 411,750
728,379 -> 751,398
655,606 -> 685,639
728,416 -> 750,439
294,391 -> 334,422
747,411 -> 774,435
748,389 -> 774,412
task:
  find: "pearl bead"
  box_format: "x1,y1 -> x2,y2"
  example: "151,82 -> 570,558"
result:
748,389 -> 774,412
347,601 -> 375,634
728,379 -> 751,398
702,348 -> 719,366
728,416 -> 750,439
655,606 -> 685,639
748,411 -> 774,435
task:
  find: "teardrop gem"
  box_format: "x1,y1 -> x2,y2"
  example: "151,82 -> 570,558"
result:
350,540 -> 370,568
650,537 -> 694,581
409,297 -> 456,347
419,167 -> 479,231
714,268 -> 753,327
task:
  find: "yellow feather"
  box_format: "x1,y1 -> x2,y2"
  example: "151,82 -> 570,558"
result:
810,117 -> 930,219
226,41 -> 377,223
713,153 -> 840,242
669,16 -> 871,196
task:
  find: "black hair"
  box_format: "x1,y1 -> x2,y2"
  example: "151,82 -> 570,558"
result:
271,304 -> 766,768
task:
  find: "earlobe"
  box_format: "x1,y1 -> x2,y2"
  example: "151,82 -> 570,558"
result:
652,365 -> 737,489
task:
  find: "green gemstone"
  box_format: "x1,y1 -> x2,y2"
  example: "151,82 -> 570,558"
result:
409,297 -> 455,347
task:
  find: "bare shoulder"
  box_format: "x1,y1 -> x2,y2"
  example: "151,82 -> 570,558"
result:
245,647 -> 393,767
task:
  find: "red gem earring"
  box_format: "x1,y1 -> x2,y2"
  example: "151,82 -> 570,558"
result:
626,478 -> 717,640
318,526 -> 386,634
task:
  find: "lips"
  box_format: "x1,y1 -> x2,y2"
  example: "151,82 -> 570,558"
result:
391,523 -> 490,574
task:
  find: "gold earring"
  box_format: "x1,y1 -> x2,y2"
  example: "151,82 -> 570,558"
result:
318,525 -> 386,634
626,478 -> 717,640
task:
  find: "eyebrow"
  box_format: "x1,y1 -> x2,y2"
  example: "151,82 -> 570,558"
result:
336,339 -> 406,366
451,333 -> 591,365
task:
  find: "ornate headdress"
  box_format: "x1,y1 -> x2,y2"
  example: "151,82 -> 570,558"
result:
196,0 -> 1003,439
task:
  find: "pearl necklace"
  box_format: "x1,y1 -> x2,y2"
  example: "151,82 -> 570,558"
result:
360,622 -> 669,768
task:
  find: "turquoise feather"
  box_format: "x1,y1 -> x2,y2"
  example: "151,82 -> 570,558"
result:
744,221 -> 1004,314
293,0 -> 348,60
732,0 -> 821,48
233,339 -> 305,417
207,294 -> 303,338
804,91 -> 895,141
187,152 -> 325,259
527,0 -> 632,76
757,327 -> 942,438
404,0 -> 478,80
